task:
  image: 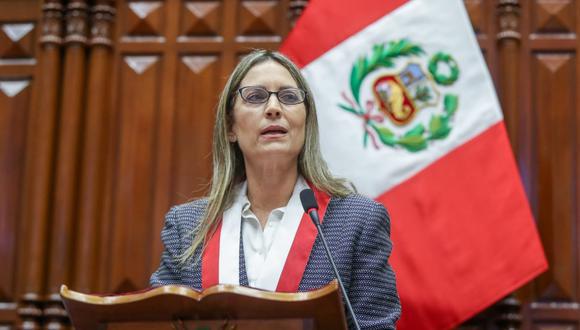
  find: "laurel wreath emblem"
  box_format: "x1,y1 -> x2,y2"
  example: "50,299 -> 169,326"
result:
338,39 -> 460,152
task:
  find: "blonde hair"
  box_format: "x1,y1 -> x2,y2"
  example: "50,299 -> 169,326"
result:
181,49 -> 352,264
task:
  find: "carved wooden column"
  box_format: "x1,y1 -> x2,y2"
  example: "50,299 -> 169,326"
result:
288,0 -> 309,27
497,0 -> 521,153
17,1 -> 64,329
44,0 -> 89,329
495,296 -> 522,330
73,0 -> 115,294
495,2 -> 523,328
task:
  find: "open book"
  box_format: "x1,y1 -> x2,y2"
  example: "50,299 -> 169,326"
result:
60,280 -> 347,329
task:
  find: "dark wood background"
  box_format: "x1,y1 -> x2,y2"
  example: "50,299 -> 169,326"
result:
0,0 -> 578,329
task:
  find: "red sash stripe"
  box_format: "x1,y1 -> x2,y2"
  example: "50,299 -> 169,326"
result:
276,185 -> 331,292
201,220 -> 222,289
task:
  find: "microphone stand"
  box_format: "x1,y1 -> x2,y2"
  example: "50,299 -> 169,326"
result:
309,212 -> 361,330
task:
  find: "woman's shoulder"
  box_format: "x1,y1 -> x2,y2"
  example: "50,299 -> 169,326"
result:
328,193 -> 391,235
330,192 -> 388,215
166,198 -> 209,227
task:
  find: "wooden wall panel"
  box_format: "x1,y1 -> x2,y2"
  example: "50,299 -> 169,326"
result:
238,1 -> 281,39
0,24 -> 37,60
180,1 -> 222,38
520,0 -> 580,327
533,53 -> 576,301
124,1 -> 165,39
0,79 -> 31,301
109,54 -> 164,292
531,0 -> 575,34
172,55 -> 221,202
0,0 -> 45,328
534,324 -> 578,330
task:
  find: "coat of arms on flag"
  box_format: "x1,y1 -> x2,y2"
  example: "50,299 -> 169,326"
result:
338,40 -> 459,151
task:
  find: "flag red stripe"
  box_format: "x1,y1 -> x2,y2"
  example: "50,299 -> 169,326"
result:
201,221 -> 222,289
280,0 -> 409,68
377,122 -> 548,329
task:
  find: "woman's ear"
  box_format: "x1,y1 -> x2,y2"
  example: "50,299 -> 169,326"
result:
228,132 -> 237,143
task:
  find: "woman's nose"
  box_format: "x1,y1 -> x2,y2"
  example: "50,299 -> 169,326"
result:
264,96 -> 282,118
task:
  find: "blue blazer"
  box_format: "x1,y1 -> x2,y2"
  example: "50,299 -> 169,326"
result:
150,193 -> 401,329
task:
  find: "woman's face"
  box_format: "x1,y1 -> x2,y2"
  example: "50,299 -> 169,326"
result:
230,60 -> 307,164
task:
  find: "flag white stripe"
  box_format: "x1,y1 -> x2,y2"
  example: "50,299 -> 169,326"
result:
302,0 -> 503,198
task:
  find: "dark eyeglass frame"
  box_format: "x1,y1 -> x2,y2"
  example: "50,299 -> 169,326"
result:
237,86 -> 307,105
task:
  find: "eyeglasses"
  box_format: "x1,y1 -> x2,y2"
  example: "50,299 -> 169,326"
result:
238,86 -> 306,105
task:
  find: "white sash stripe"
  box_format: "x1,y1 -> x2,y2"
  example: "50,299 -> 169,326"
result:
253,177 -> 308,291
218,177 -> 308,290
218,184 -> 245,286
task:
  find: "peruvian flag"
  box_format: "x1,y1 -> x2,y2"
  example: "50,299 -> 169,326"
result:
281,0 -> 548,329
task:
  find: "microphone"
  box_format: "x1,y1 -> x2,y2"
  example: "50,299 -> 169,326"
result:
299,189 -> 361,330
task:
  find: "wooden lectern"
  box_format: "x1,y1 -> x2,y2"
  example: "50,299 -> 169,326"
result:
60,280 -> 348,330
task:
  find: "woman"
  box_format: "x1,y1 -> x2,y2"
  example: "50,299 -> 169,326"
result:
150,50 -> 401,329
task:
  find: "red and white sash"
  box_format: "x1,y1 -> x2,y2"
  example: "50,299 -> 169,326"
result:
201,180 -> 330,292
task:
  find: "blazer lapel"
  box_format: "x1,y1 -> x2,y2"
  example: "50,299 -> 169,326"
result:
239,230 -> 249,287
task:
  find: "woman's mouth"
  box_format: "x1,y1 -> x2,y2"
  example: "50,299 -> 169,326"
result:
260,125 -> 288,137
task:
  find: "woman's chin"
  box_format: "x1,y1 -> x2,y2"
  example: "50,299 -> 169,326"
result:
250,145 -> 300,160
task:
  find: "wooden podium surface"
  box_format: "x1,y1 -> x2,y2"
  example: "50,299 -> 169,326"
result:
60,281 -> 348,330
